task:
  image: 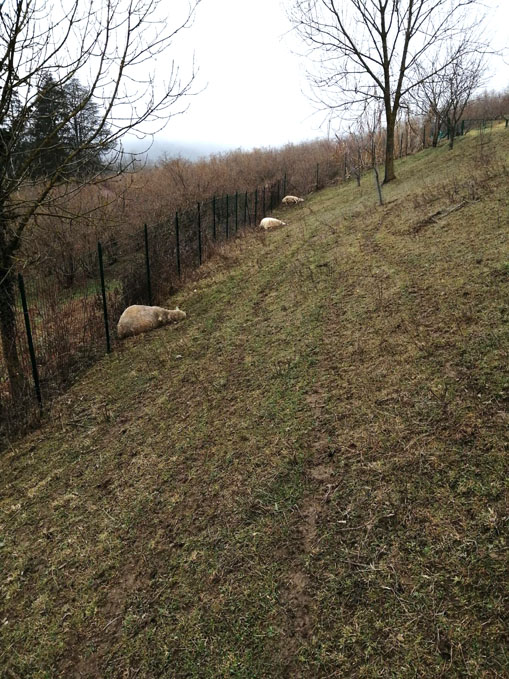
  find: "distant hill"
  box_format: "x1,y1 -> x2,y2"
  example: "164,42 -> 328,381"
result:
120,136 -> 239,162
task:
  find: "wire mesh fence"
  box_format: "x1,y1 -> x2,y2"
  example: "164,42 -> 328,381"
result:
0,162 -> 344,436
2,117 -> 504,437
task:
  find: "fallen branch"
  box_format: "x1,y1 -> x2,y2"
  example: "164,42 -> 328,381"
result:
413,200 -> 468,234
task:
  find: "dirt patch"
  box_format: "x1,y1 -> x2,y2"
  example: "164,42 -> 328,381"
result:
309,464 -> 335,482
287,571 -> 312,637
280,568 -> 314,675
61,564 -> 150,679
280,449 -> 337,670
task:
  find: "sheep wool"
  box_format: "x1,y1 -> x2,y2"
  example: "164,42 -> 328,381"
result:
117,305 -> 186,339
282,195 -> 304,204
260,217 -> 287,230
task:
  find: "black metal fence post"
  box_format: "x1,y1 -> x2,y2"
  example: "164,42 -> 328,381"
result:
316,163 -> 319,191
254,188 -> 258,225
277,180 -> 280,204
213,196 -> 217,240
143,223 -> 153,306
244,191 -> 248,226
197,202 -> 202,266
262,187 -> 266,216
175,212 -> 181,279
18,273 -> 42,407
97,242 -> 111,354
235,191 -> 238,233
283,173 -> 287,197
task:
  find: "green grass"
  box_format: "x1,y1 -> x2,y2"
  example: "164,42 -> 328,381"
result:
1,126 -> 508,678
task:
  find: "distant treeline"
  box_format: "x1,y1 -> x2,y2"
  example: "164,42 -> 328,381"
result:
17,87 -> 509,288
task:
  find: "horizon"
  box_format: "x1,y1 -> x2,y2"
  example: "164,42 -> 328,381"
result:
149,0 -> 509,152
123,83 -> 509,163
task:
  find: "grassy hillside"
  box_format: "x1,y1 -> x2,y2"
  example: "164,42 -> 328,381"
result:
1,125 -> 508,678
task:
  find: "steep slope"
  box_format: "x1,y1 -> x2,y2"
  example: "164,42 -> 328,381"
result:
1,125 -> 508,678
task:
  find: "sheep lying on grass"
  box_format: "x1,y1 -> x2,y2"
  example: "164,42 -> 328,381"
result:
260,217 -> 287,230
117,305 -> 186,339
282,195 -> 304,204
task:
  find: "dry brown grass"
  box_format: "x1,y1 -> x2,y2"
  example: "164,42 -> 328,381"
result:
1,124 -> 508,678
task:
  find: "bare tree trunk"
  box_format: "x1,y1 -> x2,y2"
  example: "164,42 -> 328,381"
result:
374,166 -> 384,205
0,205 -> 26,403
432,115 -> 440,147
449,126 -> 456,150
384,115 -> 396,183
0,263 -> 25,402
372,138 -> 384,205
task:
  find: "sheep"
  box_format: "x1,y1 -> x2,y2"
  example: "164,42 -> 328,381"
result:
117,304 -> 186,339
259,217 -> 287,230
282,195 -> 304,205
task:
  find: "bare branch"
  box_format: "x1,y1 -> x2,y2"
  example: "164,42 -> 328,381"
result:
0,0 -> 201,399
289,0 -> 488,182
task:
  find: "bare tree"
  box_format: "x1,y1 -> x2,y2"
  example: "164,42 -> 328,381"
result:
0,0 -> 199,403
444,55 -> 485,150
412,70 -> 450,147
339,130 -> 364,187
413,49 -> 484,149
289,0 -> 486,183
356,101 -> 385,205
336,97 -> 385,203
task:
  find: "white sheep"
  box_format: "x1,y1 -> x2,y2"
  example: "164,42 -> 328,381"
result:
282,195 -> 304,204
259,217 -> 287,230
117,304 -> 186,339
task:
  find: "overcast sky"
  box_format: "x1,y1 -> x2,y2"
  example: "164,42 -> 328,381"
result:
153,0 -> 509,152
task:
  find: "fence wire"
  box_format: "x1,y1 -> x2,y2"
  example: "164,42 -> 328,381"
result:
3,124 -> 481,435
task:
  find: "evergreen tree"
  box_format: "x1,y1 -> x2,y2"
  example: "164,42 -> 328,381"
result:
26,76 -> 112,178
62,79 -> 113,176
27,75 -> 69,177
